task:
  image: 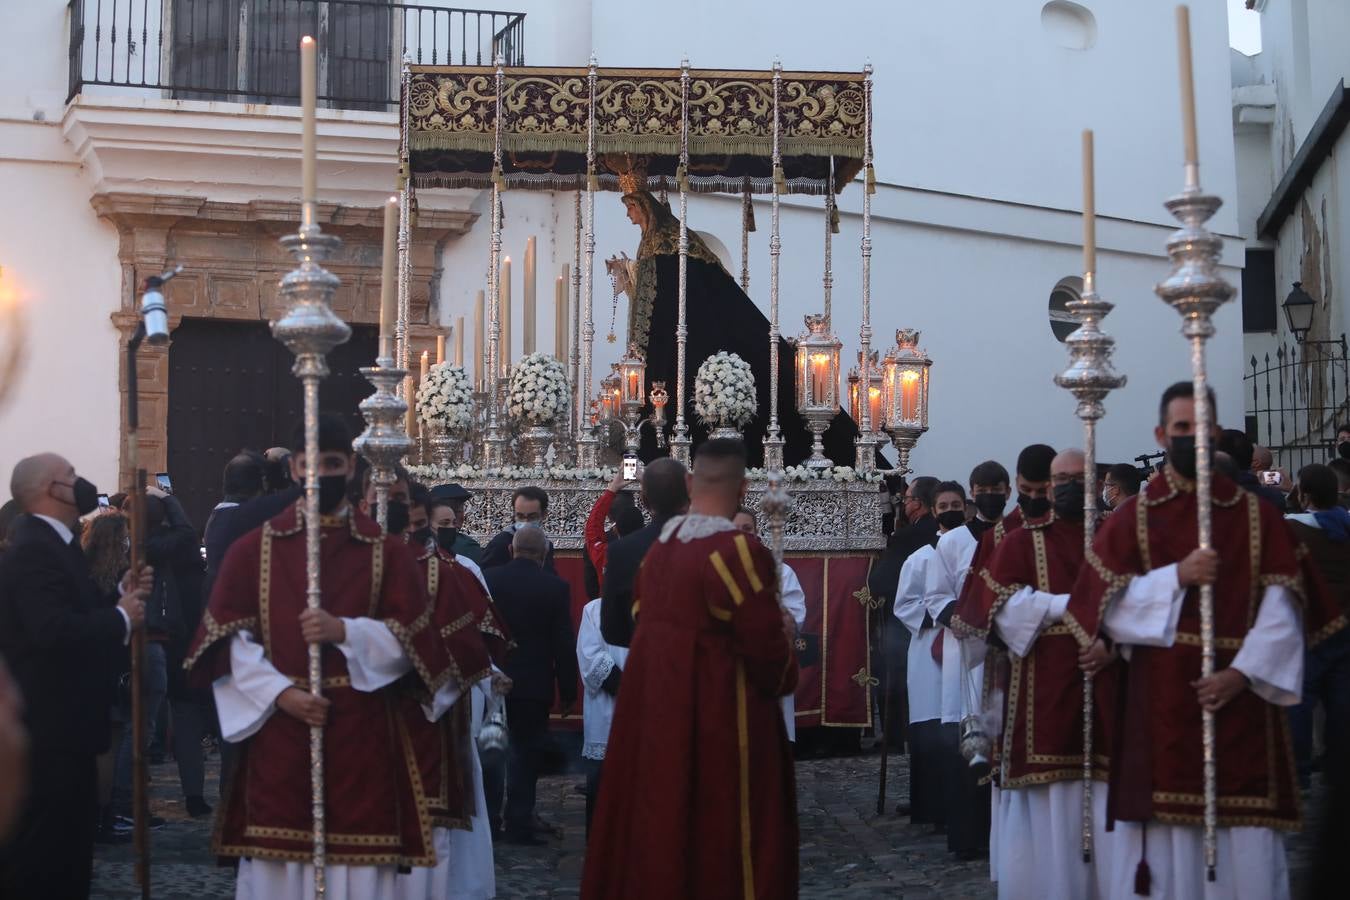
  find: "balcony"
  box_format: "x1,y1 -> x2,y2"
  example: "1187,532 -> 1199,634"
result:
67,0 -> 526,111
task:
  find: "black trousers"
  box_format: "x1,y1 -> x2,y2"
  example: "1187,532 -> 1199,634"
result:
907,719 -> 946,826
0,749 -> 97,899
584,757 -> 604,837
503,698 -> 551,835
940,722 -> 991,855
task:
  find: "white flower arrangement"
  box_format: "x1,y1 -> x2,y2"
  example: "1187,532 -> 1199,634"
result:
747,465 -> 885,484
416,363 -> 475,432
408,463 -> 615,483
507,352 -> 571,425
693,351 -> 756,428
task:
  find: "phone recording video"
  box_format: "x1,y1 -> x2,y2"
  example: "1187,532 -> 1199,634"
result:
155,472 -> 173,494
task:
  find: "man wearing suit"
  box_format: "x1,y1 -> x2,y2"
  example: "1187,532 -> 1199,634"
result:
480,486 -> 558,572
0,453 -> 147,897
600,457 -> 690,647
484,524 -> 578,845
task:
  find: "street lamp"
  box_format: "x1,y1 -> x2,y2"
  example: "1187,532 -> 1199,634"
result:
1283,281 -> 1315,343
881,329 -> 932,475
795,314 -> 842,468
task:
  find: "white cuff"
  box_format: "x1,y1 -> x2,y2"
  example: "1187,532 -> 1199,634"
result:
1103,563 -> 1186,647
1232,585 -> 1304,706
117,607 -> 132,645
336,618 -> 412,692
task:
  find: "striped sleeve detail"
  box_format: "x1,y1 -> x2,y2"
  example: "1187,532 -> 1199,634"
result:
710,551 -> 746,607
732,534 -> 765,593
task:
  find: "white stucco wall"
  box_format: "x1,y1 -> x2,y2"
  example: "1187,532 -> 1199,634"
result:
0,2 -> 123,493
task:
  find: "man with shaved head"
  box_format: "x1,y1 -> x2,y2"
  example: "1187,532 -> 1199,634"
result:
954,448 -> 1120,896
0,453 -> 148,897
582,438 -> 799,899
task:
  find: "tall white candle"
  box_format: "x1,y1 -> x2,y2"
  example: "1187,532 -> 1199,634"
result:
523,236 -> 537,355
300,36 -> 317,211
500,256 -> 512,376
555,275 -> 567,360
1082,129 -> 1096,278
1176,5 -> 1199,173
378,196 -> 398,359
473,291 -> 484,389
455,315 -> 465,367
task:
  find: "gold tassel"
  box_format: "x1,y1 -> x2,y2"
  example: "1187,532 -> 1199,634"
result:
830,203 -> 840,234
743,194 -> 756,233
865,164 -> 877,195
396,161 -> 409,190
409,196 -> 419,229
676,164 -> 689,194
773,165 -> 786,194
587,171 -> 599,192
491,165 -> 505,190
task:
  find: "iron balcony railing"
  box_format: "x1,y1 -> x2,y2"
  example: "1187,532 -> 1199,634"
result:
1245,335 -> 1350,473
67,0 -> 525,110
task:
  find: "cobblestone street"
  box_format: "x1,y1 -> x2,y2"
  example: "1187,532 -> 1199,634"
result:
91,743 -> 1325,899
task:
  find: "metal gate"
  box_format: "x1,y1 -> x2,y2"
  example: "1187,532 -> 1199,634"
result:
1244,336 -> 1350,474
166,318 -> 377,529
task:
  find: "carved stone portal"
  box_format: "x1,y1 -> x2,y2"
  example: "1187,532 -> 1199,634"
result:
94,192 -> 473,486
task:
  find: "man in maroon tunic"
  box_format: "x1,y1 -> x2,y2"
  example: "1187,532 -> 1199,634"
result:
582,438 -> 799,900
186,415 -> 450,898
1064,383 -> 1344,899
958,449 -> 1119,895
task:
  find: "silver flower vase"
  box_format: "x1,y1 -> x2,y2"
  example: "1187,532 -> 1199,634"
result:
520,423 -> 555,468
429,425 -> 461,470
710,424 -> 743,441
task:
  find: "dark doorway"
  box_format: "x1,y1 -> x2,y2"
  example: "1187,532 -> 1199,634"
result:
166,318 -> 378,531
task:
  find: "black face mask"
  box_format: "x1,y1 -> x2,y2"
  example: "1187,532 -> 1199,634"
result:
1338,442 -> 1350,461
316,474 -> 348,515
410,526 -> 433,547
53,476 -> 100,517
436,526 -> 460,553
1053,481 -> 1085,520
936,510 -> 967,531
385,500 -> 410,536
1017,493 -> 1051,518
1168,435 -> 1198,480
973,493 -> 1006,520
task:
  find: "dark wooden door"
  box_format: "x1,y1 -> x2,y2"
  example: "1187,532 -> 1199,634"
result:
166,318 -> 378,531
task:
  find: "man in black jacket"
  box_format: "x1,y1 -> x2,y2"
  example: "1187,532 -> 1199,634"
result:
0,453 -> 147,898
484,524 -> 578,844
480,485 -> 558,572
599,457 -> 689,647
867,476 -> 940,809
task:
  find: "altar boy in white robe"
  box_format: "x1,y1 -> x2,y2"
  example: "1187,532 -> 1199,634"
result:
733,508 -> 807,741
895,481 -> 968,828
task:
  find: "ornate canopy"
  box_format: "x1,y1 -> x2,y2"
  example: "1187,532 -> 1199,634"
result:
405,65 -> 868,195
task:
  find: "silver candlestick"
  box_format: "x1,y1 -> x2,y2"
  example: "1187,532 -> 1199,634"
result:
1055,133 -> 1126,865
354,354 -> 412,531
760,472 -> 791,586
1156,174 -> 1234,887
270,207 -> 351,892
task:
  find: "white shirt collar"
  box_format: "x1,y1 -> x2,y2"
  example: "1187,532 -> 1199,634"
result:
32,513 -> 74,545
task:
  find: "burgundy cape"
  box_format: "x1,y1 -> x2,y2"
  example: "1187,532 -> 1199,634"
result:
185,504 -> 450,866
581,526 -> 799,900
977,514 -> 1116,786
400,548 -> 497,831
1064,470 -> 1341,830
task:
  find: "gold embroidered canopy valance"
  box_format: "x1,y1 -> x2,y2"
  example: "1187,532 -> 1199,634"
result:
405,65 -> 868,195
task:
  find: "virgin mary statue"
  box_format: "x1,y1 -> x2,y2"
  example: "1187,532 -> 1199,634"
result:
616,186 -> 862,467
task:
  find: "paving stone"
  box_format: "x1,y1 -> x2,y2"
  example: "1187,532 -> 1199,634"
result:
91,746 -> 1326,898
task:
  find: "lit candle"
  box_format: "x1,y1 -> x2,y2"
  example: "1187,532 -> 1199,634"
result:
436,334 -> 446,365
901,371 -> 919,422
523,236 -> 536,355
628,371 -> 640,402
869,385 -> 883,431
554,274 -> 567,360
1175,5 -> 1199,177
811,354 -> 828,404
300,36 -> 317,215
500,256 -> 512,375
378,195 -> 398,359
455,315 -> 465,367
473,290 -> 484,388
1082,129 -> 1096,278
